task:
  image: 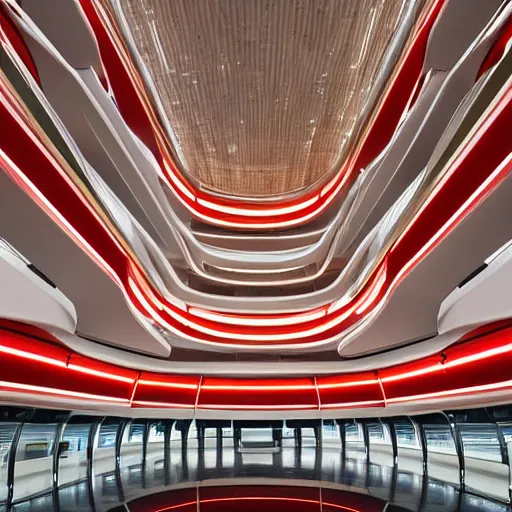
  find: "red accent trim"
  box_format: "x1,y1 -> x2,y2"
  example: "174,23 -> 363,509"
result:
1,323 -> 512,411
0,318 -> 65,346
1,69 -> 511,348
316,372 -> 384,409
1,21 -> 511,349
477,19 -> 512,79
349,0 -> 446,174
0,5 -> 41,85
133,373 -> 200,409
128,485 -> 384,512
198,377 -> 318,410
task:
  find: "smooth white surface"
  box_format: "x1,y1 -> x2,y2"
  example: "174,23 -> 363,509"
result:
438,240 -> 512,335
0,242 -> 76,333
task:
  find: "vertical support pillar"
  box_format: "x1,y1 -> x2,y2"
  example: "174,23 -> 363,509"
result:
6,422 -> 24,510
387,421 -> 398,503
52,420 -> 67,510
413,419 -> 428,474
181,424 -> 189,453
362,422 -> 370,466
338,421 -> 346,463
197,423 -> 205,478
314,421 -> 323,476
141,421 -> 150,488
115,420 -> 129,504
445,414 -> 465,491
164,421 -> 173,486
294,428 -> 302,448
412,418 -> 428,512
496,424 -> 509,466
314,422 -> 322,448
234,426 -> 242,449
295,428 -> 302,468
234,425 -> 242,474
216,427 -> 223,470
362,422 -> 371,489
198,424 -> 205,452
507,441 -> 512,505
175,420 -> 192,479
87,420 -> 102,512
272,426 -> 282,447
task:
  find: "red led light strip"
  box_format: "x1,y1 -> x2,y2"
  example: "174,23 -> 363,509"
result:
1,4 -> 511,351
153,497 -> 361,512
1,59 -> 511,350
0,322 -> 512,412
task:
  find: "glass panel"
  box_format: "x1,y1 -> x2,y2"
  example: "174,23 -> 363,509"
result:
0,423 -> 17,504
422,480 -> 459,512
345,423 -> 362,442
94,421 -> 120,508
368,423 -> 385,443
345,423 -> 365,454
395,421 -> 419,448
59,424 -> 91,487
145,423 -> 165,488
460,493 -> 511,512
424,424 -> 456,455
13,424 -> 57,501
394,472 -> 423,510
57,480 -> 91,512
148,423 -> 165,443
11,492 -> 54,512
301,428 -> 317,447
204,428 -> 217,440
323,421 -> 339,442
121,422 -> 144,499
459,424 -> 502,462
240,428 -> 272,444
127,423 -> 145,444
395,421 -> 422,474
98,423 -> 118,449
499,423 -> 512,443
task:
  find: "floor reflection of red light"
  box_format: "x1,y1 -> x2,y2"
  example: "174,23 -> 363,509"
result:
156,497 -> 362,512
139,485 -> 386,512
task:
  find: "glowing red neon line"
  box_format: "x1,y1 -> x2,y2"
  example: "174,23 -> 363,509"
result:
0,380 -> 130,403
197,404 -> 316,411
131,400 -> 195,409
154,497 -> 360,512
386,379 -> 512,404
67,364 -> 135,383
137,380 -> 199,390
321,399 -> 385,409
0,344 -> 66,368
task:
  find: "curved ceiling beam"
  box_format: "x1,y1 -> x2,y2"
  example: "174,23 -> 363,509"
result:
1,49 -> 511,351
1,321 -> 512,417
4,0 -> 508,294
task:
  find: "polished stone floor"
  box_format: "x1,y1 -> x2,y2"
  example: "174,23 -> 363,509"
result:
4,440 -> 510,512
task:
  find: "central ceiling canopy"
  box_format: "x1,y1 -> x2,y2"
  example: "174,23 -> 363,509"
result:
107,0 -> 411,197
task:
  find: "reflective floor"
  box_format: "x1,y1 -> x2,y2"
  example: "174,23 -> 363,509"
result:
1,410 -> 512,511
3,440 -> 511,511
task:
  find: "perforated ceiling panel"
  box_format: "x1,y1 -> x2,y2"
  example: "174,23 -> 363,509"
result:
105,0 -> 413,197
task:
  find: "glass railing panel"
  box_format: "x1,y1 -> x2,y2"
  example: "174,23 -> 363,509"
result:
12,423 -> 57,502
59,423 -> 91,487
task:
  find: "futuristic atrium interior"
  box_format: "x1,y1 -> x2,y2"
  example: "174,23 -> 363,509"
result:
0,0 -> 511,510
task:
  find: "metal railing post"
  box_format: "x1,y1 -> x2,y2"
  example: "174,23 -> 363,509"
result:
87,419 -> 103,512
6,422 -> 24,510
